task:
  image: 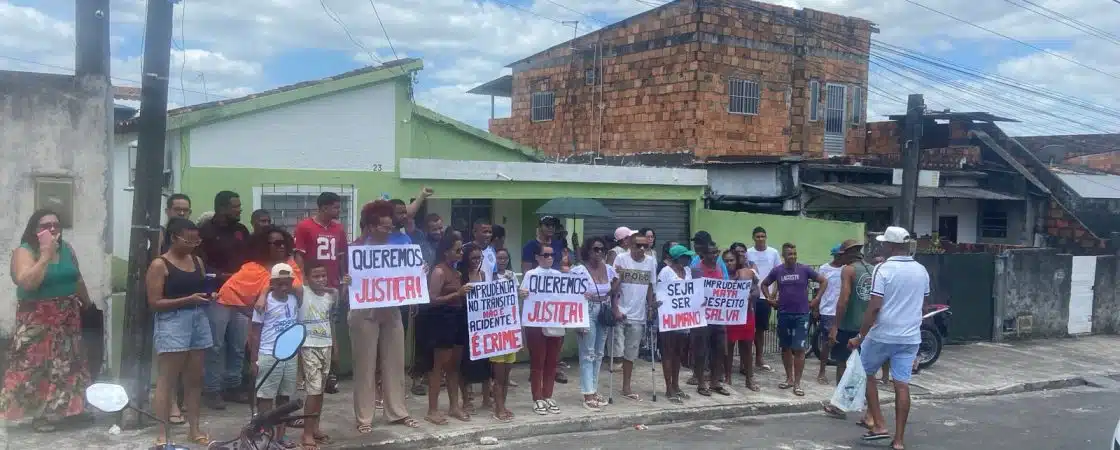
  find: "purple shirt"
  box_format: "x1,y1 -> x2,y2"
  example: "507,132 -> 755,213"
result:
763,263 -> 819,314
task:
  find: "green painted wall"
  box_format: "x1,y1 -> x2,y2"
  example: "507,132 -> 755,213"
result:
697,210 -> 865,266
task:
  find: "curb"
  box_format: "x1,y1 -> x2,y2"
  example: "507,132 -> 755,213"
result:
342,376 -> 1103,449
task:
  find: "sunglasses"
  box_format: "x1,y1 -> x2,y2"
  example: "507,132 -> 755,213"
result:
38,222 -> 60,231
269,240 -> 286,248
539,253 -> 555,258
176,236 -> 201,246
470,256 -> 482,262
591,247 -> 605,253
634,244 -> 649,249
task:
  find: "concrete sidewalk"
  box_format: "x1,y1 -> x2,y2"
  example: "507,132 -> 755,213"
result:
5,335 -> 1120,449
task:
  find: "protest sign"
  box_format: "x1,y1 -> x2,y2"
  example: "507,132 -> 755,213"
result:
466,278 -> 523,360
347,244 -> 429,310
521,271 -> 589,328
703,278 -> 751,325
656,278 -> 706,332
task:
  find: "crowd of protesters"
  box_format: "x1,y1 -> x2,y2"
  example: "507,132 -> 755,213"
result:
1,186 -> 926,450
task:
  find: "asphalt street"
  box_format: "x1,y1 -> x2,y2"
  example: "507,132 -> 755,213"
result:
468,386 -> 1120,450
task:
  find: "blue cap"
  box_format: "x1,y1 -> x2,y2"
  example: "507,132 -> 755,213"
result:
830,244 -> 843,256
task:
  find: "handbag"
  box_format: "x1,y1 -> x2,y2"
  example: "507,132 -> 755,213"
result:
593,276 -> 618,328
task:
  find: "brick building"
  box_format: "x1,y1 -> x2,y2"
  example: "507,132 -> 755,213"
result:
469,0 -> 874,163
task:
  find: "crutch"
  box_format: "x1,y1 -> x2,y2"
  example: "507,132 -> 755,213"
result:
650,322 -> 658,402
607,325 -> 616,405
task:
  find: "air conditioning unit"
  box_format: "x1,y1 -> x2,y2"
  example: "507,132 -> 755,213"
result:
891,169 -> 940,188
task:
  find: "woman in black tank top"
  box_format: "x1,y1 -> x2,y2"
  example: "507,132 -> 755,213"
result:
145,218 -> 215,445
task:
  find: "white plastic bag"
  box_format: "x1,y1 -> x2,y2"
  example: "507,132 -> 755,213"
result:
829,349 -> 867,412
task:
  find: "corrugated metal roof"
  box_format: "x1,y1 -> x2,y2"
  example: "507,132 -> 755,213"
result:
1055,173 -> 1120,199
803,183 -> 1023,201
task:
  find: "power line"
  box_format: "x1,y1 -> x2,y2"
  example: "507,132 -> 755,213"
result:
367,0 -> 400,61
544,0 -> 609,27
319,0 -> 382,64
999,0 -> 1120,46
901,0 -> 1120,81
0,53 -> 228,98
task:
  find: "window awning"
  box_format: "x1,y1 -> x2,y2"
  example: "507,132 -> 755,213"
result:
802,183 -> 1023,201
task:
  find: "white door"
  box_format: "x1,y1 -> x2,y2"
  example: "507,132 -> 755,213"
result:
1067,256 -> 1096,335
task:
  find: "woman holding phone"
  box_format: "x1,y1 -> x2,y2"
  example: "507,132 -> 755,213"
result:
144,217 -> 214,445
2,209 -> 93,431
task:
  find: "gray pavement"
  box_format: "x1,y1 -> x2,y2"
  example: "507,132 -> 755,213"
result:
479,386 -> 1120,449
3,335 -> 1120,449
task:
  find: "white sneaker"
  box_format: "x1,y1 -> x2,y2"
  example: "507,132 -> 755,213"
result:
545,398 -> 560,414
533,400 -> 549,415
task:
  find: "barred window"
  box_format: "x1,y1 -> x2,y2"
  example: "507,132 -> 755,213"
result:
531,91 -> 555,122
728,78 -> 760,115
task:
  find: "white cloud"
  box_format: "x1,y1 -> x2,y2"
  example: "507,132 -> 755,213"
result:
3,0 -> 1119,137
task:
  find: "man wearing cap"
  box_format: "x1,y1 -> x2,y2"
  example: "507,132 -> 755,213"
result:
823,239 -> 871,418
607,227 -> 637,265
847,227 -> 928,450
522,216 -> 565,272
813,244 -> 847,385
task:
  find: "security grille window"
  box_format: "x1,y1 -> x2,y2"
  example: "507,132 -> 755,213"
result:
980,208 -> 1008,239
531,91 -> 555,122
127,140 -> 174,193
585,68 -> 596,86
258,184 -> 356,239
809,80 -> 820,122
728,78 -> 760,115
852,86 -> 863,125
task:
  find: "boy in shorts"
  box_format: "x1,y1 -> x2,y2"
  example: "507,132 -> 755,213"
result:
300,262 -> 339,448
250,263 -> 302,448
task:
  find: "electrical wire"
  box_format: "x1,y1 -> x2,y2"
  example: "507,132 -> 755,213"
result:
319,0 -> 382,64
367,0 -> 400,61
0,54 -> 228,99
999,0 -> 1120,46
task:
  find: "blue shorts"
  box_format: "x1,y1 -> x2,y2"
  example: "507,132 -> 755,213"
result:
154,306 -> 213,354
860,338 -> 920,384
776,313 -> 810,350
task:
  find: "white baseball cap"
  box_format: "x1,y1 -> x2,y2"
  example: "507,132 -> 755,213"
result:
270,263 -> 295,280
614,226 -> 638,241
875,226 -> 912,244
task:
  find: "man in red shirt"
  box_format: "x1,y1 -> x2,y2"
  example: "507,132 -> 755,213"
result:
293,192 -> 349,394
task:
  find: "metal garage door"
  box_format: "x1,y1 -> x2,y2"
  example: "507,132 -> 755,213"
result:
583,199 -> 691,250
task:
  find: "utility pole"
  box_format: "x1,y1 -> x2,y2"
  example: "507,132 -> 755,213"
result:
74,0 -> 110,78
898,93 -> 925,233
121,0 -> 178,426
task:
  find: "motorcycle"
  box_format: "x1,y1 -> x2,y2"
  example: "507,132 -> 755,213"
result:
808,304 -> 951,371
85,323 -> 311,450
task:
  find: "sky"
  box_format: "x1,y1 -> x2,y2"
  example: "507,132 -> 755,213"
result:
3,0 -> 1119,140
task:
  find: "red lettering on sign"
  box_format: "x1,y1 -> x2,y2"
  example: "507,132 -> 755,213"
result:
482,309 -> 500,319
471,329 -> 523,359
353,276 -> 423,303
712,289 -> 738,298
525,300 -> 584,325
662,311 -> 701,330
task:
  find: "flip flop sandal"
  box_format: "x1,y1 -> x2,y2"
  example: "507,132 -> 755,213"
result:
817,376 -> 831,385
168,414 -> 185,425
686,376 -> 699,386
449,411 -> 472,422
677,391 -> 692,400
392,417 -> 420,428
357,424 -> 375,434
793,387 -> 806,396
492,413 -> 514,423
302,442 -> 320,450
314,433 -> 333,444
822,404 -> 846,418
778,382 -> 793,389
757,364 -> 773,372
668,394 -> 684,404
289,418 -> 305,428
697,387 -> 712,396
891,440 -> 907,450
856,420 -> 873,430
623,393 -> 642,402
276,436 -> 299,449
189,433 -> 212,445
746,382 -> 761,392
712,385 -> 732,396
424,415 -> 449,426
862,431 -> 892,441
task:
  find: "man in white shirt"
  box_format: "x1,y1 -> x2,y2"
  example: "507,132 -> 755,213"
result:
472,219 -> 496,280
612,234 -> 657,401
847,226 -> 929,450
746,226 -> 781,372
814,244 -> 845,384
607,226 -> 637,265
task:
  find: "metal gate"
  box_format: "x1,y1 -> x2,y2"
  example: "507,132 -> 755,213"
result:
915,253 -> 996,342
583,199 -> 691,250
824,83 -> 847,156
1068,256 -> 1096,335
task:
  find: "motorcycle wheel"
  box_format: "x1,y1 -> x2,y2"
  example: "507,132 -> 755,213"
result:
916,326 -> 942,369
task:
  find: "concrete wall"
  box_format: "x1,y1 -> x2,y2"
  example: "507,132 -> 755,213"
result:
995,248 -> 1072,339
1092,255 -> 1120,334
0,71 -> 113,335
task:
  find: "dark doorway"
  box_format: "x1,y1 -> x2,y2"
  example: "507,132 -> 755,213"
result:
451,199 -> 493,243
915,252 -> 996,342
937,216 -> 959,242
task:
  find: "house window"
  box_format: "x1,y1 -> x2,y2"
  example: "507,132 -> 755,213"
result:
531,91 -> 555,122
257,184 -> 357,238
585,67 -> 596,86
451,199 -> 492,243
728,78 -> 760,115
980,208 -> 1009,239
809,80 -> 820,122
852,86 -> 863,125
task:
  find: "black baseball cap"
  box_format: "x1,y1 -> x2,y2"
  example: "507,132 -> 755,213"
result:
539,215 -> 561,226
692,231 -> 714,244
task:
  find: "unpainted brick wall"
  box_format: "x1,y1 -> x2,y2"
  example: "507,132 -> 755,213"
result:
1063,150 -> 1120,175
1045,199 -> 1105,251
490,0 -> 872,160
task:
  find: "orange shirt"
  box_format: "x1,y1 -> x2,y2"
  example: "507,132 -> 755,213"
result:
217,257 -> 304,307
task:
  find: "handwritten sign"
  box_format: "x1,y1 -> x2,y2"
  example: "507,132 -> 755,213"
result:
703,278 -> 751,325
656,279 -> 707,332
466,279 -> 523,360
347,244 -> 429,309
521,271 -> 589,328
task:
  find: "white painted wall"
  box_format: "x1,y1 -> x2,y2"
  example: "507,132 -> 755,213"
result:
0,73 -> 112,335
110,131 -> 182,260
493,199 -> 523,269
189,83 -> 397,172
913,198 -> 979,243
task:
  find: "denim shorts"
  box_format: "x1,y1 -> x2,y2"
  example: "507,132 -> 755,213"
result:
776,313 -> 810,350
860,338 -> 920,384
154,306 -> 213,354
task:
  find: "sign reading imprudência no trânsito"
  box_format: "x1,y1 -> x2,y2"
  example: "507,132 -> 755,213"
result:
466,278 -> 523,360
656,278 -> 707,332
520,271 -> 589,328
347,244 -> 430,309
